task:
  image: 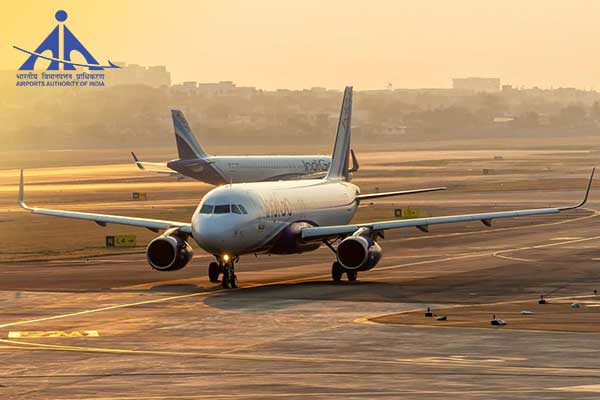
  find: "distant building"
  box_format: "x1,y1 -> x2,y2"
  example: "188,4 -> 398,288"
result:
106,62 -> 171,87
170,80 -> 257,98
233,86 -> 257,99
310,87 -> 327,93
197,81 -> 241,97
381,123 -> 408,136
452,77 -> 500,92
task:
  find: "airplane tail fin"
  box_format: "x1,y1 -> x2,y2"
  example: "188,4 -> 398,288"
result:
325,86 -> 353,181
171,110 -> 208,159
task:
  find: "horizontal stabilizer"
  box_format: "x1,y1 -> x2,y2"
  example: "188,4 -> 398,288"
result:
131,152 -> 181,177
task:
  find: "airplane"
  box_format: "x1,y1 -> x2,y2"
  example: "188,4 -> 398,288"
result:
18,87 -> 595,289
131,109 -> 359,184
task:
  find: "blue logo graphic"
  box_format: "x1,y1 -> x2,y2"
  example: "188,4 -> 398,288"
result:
14,10 -> 119,70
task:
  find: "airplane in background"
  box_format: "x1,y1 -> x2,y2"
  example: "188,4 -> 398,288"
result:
132,109 -> 359,184
18,87 -> 594,289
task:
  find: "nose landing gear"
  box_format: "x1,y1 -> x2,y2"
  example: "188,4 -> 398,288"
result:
221,260 -> 238,289
208,262 -> 222,283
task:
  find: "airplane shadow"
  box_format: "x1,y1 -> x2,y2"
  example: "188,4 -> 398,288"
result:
203,280 -> 407,311
147,283 -> 206,293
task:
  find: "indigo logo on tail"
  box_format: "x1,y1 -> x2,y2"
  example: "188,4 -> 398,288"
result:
14,10 -> 119,71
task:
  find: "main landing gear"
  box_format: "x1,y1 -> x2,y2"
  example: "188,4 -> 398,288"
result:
208,256 -> 238,289
331,261 -> 358,283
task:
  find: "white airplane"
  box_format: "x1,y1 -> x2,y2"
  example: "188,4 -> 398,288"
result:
18,87 -> 594,289
132,109 -> 358,184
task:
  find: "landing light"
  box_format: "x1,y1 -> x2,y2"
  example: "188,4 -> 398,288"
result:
223,254 -> 230,262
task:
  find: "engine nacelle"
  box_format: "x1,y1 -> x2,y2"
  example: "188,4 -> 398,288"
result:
146,234 -> 193,271
336,236 -> 382,271
268,222 -> 322,254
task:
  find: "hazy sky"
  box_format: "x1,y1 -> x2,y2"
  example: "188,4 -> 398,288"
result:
3,0 -> 600,90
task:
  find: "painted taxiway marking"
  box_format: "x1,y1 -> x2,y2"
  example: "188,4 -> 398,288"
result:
492,234 -> 600,262
4,227 -> 600,332
373,233 -> 600,275
492,254 -> 537,263
359,294 -> 600,335
0,339 -> 600,377
551,384 -> 600,393
47,389 -> 549,400
3,336 -> 600,379
397,207 -> 599,243
1,208 -> 599,365
8,330 -> 99,338
0,291 -> 215,329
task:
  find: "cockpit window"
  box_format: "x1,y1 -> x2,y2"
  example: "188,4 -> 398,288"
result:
214,204 -> 231,214
201,204 -> 247,215
200,204 -> 214,214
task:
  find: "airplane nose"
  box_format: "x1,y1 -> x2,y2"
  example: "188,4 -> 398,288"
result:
192,216 -> 241,255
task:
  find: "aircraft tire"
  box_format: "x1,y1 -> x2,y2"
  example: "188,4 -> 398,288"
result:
331,262 -> 344,282
208,262 -> 221,283
221,272 -> 230,288
346,270 -> 358,282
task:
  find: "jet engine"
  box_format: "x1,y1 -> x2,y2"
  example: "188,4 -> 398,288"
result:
146,232 -> 193,271
336,235 -> 382,271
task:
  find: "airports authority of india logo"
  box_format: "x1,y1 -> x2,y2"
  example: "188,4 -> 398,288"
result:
13,10 -> 120,87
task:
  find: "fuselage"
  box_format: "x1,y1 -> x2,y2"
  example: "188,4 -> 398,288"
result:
191,178 -> 359,256
167,155 -> 331,185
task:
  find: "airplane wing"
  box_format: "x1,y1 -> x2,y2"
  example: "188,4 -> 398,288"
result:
356,186 -> 447,200
18,170 -> 192,234
131,152 -> 183,177
301,168 -> 595,240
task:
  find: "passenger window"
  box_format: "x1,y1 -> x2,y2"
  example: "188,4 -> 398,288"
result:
214,204 -> 231,214
238,204 -> 248,214
232,204 -> 242,214
200,204 -> 214,214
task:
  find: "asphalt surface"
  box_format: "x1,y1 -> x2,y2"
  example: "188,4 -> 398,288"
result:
2,205 -> 600,399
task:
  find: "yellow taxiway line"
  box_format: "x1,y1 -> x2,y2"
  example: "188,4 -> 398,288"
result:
46,389 -> 553,400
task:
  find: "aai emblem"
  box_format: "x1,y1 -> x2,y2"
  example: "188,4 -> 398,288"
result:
14,10 -> 119,71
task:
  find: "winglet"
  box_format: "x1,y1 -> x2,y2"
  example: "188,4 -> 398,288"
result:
131,152 -> 144,170
560,167 -> 595,211
18,169 -> 31,210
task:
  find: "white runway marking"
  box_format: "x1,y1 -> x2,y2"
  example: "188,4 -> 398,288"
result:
551,384 -> 600,393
